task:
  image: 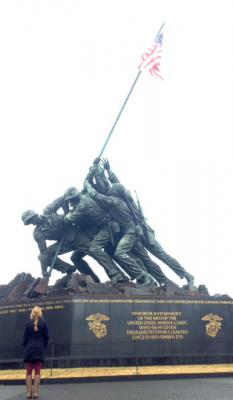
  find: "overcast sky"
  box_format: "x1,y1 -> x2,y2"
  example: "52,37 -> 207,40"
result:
0,0 -> 233,296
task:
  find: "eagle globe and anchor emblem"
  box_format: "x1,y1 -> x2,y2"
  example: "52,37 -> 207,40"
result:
201,314 -> 223,338
86,313 -> 110,339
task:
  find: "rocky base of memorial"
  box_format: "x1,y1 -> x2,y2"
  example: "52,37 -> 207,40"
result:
0,272 -> 231,304
0,274 -> 233,370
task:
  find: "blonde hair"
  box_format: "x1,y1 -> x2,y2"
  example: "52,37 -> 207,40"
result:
30,306 -> 43,332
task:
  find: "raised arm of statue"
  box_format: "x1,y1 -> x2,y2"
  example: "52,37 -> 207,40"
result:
85,179 -> 118,208
94,165 -> 111,194
101,159 -> 120,184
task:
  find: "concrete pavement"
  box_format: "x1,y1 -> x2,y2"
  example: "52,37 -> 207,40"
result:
1,377 -> 233,400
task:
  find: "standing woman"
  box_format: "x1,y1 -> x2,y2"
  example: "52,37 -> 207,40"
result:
23,306 -> 49,399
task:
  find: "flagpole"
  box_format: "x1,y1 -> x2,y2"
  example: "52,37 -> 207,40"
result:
98,22 -> 165,159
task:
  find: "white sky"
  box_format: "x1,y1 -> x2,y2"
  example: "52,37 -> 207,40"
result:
0,0 -> 233,296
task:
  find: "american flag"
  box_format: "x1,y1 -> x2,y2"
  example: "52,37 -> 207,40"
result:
138,33 -> 163,80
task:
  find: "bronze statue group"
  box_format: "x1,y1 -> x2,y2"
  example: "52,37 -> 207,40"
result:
22,159 -> 194,288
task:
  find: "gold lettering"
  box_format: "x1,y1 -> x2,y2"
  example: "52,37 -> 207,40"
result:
126,310 -> 189,341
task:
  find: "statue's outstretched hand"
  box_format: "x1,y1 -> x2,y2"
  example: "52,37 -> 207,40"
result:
101,158 -> 110,171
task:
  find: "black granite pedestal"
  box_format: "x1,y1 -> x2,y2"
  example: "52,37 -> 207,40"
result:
1,293 -> 233,369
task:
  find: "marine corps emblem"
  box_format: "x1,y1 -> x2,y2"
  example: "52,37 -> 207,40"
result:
201,314 -> 223,337
86,313 -> 110,339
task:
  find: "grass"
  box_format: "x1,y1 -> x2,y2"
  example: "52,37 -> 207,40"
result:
0,364 -> 233,380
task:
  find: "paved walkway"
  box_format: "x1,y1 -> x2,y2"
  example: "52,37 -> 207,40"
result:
1,377 -> 233,400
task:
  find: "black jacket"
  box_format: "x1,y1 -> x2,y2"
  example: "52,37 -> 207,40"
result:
23,318 -> 49,362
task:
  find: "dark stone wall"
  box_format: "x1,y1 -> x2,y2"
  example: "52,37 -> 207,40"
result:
0,295 -> 233,368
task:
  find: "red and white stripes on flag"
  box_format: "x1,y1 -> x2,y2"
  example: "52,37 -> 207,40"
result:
138,33 -> 163,80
